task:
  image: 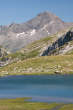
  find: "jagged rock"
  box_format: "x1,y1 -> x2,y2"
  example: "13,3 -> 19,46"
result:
0,11 -> 72,52
42,28 -> 73,56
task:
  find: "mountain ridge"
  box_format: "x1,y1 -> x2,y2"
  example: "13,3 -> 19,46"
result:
42,27 -> 73,56
0,26 -> 73,75
0,11 -> 72,52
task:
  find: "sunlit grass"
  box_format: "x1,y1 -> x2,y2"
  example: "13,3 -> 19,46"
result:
0,55 -> 73,76
0,98 -> 60,110
0,98 -> 73,110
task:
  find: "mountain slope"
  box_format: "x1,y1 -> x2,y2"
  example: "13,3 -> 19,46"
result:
0,12 -> 73,75
1,26 -> 72,64
42,27 -> 73,56
0,55 -> 73,76
0,46 -> 8,58
1,27 -> 73,75
4,28 -> 67,61
0,11 -> 72,52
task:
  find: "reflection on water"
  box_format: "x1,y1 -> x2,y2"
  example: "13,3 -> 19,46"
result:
0,75 -> 73,103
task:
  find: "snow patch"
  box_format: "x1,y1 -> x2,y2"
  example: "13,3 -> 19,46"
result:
30,29 -> 36,36
16,32 -> 25,38
49,21 -> 55,25
46,30 -> 50,35
16,29 -> 36,38
40,24 -> 50,35
41,24 -> 48,30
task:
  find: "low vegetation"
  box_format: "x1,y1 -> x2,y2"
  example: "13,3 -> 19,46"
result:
0,98 -> 73,110
0,55 -> 73,76
4,34 -> 57,60
0,27 -> 73,76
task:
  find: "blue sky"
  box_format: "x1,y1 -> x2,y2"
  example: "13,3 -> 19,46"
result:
0,0 -> 73,25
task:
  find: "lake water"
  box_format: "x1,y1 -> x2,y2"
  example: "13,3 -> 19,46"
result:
0,75 -> 73,103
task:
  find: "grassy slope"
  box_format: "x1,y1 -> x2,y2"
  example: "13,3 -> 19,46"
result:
59,104 -> 73,110
5,34 -> 57,60
0,98 -> 73,110
4,27 -> 68,60
4,26 -> 71,61
0,55 -> 73,76
0,27 -> 73,76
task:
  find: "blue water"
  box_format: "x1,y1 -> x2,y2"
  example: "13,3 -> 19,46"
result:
0,75 -> 73,103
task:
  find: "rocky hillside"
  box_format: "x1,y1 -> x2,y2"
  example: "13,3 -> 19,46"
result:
2,27 -> 73,63
42,27 -> 73,56
0,46 -> 11,67
0,46 -> 8,57
0,11 -> 72,52
1,27 -> 73,75
0,11 -> 73,75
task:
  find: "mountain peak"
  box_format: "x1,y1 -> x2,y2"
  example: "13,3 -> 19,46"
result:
37,11 -> 57,18
38,11 -> 50,16
0,11 -> 72,52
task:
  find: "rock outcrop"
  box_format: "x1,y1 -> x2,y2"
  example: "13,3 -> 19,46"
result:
42,28 -> 73,56
0,11 -> 72,52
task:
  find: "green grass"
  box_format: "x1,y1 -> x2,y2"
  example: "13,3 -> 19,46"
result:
0,55 -> 73,76
26,34 -> 56,49
0,98 -> 59,110
0,27 -> 73,76
59,104 -> 73,110
6,48 -> 40,60
4,33 -> 58,61
0,98 -> 73,110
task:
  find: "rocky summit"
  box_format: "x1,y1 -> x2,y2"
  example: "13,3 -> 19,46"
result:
0,11 -> 72,52
0,11 -> 73,75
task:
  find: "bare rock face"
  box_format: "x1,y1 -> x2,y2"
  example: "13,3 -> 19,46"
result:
0,47 -> 7,57
42,28 -> 73,56
0,11 -> 72,52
